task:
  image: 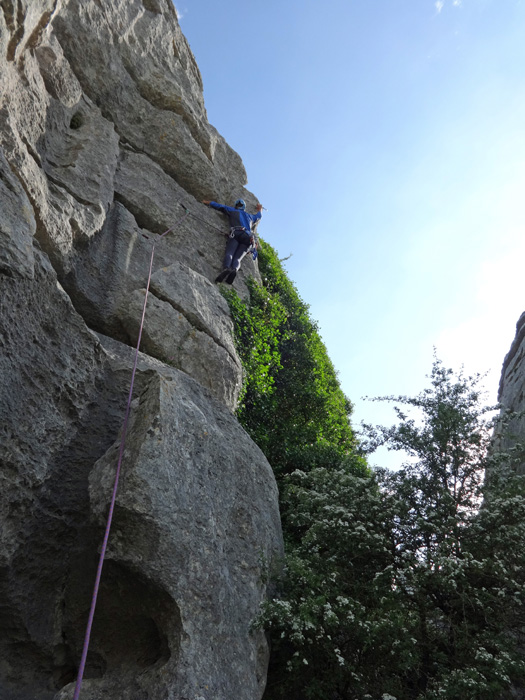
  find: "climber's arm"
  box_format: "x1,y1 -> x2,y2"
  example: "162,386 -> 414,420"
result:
202,200 -> 235,214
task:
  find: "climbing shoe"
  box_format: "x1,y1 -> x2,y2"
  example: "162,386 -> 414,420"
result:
226,270 -> 237,285
215,268 -> 230,283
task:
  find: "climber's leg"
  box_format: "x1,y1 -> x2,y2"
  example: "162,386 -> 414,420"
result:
231,244 -> 248,271
223,238 -> 239,270
225,244 -> 249,284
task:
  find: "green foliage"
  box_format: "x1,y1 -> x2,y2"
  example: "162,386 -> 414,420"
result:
259,357 -> 525,700
223,246 -> 525,699
260,462 -> 394,700
221,277 -> 286,409
222,240 -> 356,476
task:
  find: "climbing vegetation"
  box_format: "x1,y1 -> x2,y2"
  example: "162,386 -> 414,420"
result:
224,248 -> 525,700
222,240 -> 358,477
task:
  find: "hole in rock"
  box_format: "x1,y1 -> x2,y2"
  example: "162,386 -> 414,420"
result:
70,113 -> 83,130
73,561 -> 180,683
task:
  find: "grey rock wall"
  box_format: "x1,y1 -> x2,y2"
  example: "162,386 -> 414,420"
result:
497,312 -> 525,471
0,2 -> 282,699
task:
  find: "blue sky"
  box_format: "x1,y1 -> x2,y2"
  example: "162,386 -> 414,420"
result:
176,0 -> 525,467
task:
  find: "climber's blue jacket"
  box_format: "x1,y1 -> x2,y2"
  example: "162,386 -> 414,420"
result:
209,201 -> 262,232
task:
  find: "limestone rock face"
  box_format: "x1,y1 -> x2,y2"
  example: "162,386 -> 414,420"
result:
119,261 -> 243,408
0,149 -> 36,277
79,341 -> 279,700
497,312 -> 525,470
0,2 -> 282,699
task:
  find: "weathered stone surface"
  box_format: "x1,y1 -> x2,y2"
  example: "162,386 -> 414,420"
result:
150,261 -> 238,360
1,44 -> 119,270
59,197 -> 246,404
34,36 -> 83,109
0,252 -> 280,699
112,145 -> 260,297
0,1 -> 281,699
0,148 -> 36,277
40,98 -> 119,218
0,251 -> 130,699
51,0 -> 252,204
499,312 -> 525,405
497,312 -> 525,470
54,337 -> 281,700
0,0 -> 58,64
61,202 -> 169,339
119,286 -> 242,409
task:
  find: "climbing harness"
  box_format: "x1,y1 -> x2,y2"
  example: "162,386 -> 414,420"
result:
228,227 -> 258,260
229,226 -> 251,244
72,207 -> 190,700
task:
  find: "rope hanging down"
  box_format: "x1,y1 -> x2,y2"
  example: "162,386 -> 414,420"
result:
72,208 -> 190,700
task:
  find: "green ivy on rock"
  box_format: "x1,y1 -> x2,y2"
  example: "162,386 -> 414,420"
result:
222,240 -> 358,478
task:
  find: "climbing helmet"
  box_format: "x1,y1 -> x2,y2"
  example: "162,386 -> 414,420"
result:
234,199 -> 246,210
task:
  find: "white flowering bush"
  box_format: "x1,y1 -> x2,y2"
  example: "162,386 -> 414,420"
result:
260,359 -> 525,700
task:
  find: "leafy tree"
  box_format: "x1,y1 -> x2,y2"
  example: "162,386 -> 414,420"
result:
260,459 -> 394,700
362,359 -> 525,699
260,358 -> 525,700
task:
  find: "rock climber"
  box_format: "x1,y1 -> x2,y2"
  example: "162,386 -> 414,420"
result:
202,198 -> 263,284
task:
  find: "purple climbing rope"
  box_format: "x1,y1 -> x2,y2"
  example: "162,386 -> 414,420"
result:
72,210 -> 189,700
